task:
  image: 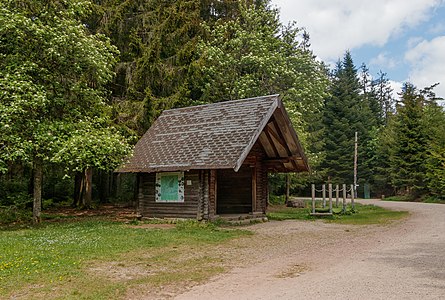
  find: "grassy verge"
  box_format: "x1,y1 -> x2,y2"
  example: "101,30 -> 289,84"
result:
267,202 -> 408,225
384,195 -> 445,204
0,219 -> 249,299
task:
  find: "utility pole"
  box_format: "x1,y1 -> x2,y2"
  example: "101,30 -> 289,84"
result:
354,131 -> 358,198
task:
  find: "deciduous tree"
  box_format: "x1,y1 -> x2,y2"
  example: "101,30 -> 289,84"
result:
0,0 -> 130,221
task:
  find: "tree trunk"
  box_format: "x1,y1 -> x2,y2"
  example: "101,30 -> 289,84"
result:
72,171 -> 83,207
28,167 -> 34,196
285,174 -> 290,205
83,167 -> 93,208
33,158 -> 43,224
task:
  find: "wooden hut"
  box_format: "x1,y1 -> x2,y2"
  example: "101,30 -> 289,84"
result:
117,94 -> 309,220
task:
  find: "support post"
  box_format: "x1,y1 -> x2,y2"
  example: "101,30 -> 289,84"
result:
322,184 -> 326,208
335,184 -> 339,207
351,184 -> 355,210
342,184 -> 347,213
311,184 -> 315,214
328,183 -> 333,214
354,131 -> 358,198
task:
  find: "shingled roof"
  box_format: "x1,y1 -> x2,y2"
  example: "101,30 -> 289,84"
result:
118,94 -> 309,173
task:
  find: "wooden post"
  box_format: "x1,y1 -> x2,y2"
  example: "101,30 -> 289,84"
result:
328,183 -> 333,214
322,184 -> 326,208
342,184 -> 347,213
335,184 -> 339,207
351,184 -> 355,210
311,184 -> 315,214
354,131 -> 358,198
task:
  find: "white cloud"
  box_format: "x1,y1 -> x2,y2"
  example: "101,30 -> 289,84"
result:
405,36 -> 445,98
271,0 -> 443,61
389,80 -> 404,99
369,52 -> 397,69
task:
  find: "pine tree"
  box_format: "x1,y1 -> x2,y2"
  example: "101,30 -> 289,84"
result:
389,83 -> 428,196
421,90 -> 445,198
358,65 -> 396,195
372,71 -> 395,124
321,52 -> 375,185
88,0 -> 205,134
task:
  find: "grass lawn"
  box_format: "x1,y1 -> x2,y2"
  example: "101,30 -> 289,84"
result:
0,219 -> 249,299
267,202 -> 409,225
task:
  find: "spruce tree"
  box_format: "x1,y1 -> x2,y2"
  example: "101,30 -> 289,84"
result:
389,83 -> 428,196
358,66 -> 395,195
372,71 -> 395,125
88,0 -> 205,134
321,52 -> 375,185
421,87 -> 445,198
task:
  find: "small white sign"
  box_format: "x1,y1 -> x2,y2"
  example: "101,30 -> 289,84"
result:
186,180 -> 192,186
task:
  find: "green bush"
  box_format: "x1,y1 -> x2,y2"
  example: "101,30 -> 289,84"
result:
0,192 -> 32,224
268,194 -> 286,205
0,179 -> 29,206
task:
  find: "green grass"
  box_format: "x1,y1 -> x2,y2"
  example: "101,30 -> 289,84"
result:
383,195 -> 416,202
383,195 -> 445,204
267,206 -> 315,221
329,204 -> 408,225
0,218 -> 248,299
422,197 -> 445,204
267,203 -> 408,225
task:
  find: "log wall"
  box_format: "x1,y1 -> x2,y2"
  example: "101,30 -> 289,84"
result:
137,142 -> 269,219
138,171 -> 200,218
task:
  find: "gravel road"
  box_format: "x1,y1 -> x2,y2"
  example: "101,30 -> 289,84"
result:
174,200 -> 445,300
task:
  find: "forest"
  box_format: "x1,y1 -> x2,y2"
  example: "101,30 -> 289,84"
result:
1,0 -> 444,223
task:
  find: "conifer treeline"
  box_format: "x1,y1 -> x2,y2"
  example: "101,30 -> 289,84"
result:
316,52 -> 444,199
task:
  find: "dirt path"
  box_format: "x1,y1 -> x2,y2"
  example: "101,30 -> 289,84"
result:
174,200 -> 445,300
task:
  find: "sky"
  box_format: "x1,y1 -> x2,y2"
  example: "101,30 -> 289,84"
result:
271,0 -> 445,100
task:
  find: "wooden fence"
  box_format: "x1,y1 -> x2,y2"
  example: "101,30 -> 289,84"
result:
311,184 -> 355,215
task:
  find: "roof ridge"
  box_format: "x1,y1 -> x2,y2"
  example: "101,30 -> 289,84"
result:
162,94 -> 280,113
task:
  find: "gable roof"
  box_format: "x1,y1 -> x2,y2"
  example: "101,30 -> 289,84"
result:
118,94 -> 309,173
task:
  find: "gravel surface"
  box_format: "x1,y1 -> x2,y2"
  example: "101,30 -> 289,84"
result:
174,200 -> 445,300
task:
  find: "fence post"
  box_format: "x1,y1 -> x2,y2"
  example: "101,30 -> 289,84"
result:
351,184 -> 355,210
335,184 -> 339,207
311,184 -> 315,214
328,183 -> 333,214
322,184 -> 326,208
342,184 -> 347,213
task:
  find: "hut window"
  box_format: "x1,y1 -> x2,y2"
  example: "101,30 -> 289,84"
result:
155,172 -> 184,202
